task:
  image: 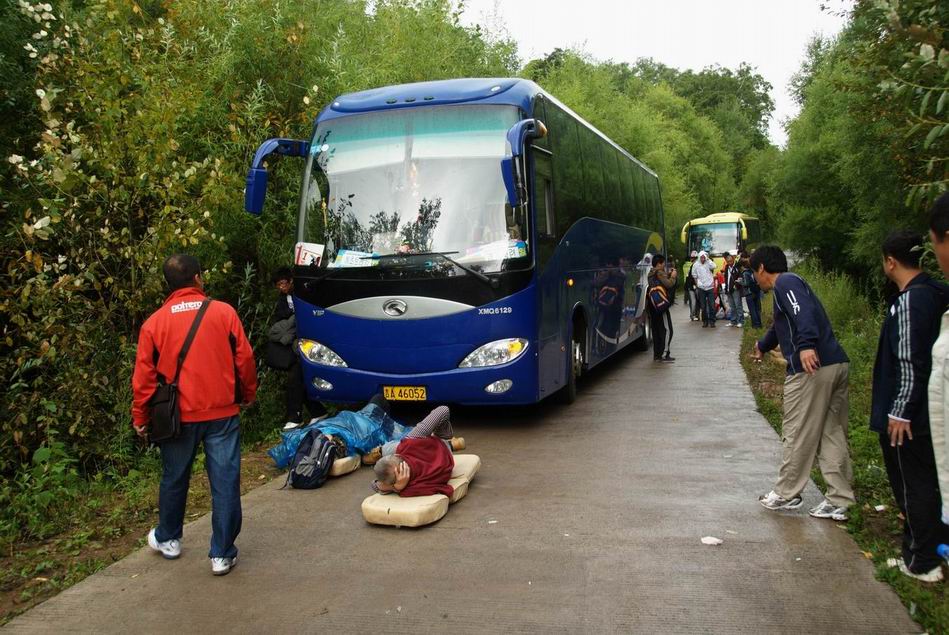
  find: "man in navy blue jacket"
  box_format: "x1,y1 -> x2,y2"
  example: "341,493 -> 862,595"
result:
750,246 -> 856,519
871,230 -> 949,582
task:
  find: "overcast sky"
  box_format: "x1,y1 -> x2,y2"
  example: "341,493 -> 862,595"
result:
458,0 -> 852,147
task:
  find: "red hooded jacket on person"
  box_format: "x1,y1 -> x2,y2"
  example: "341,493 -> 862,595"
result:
132,287 -> 258,427
396,436 -> 455,497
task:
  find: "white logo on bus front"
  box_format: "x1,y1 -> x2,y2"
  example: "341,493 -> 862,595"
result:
478,307 -> 513,315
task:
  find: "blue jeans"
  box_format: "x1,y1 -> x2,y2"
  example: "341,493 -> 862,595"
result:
696,288 -> 716,325
730,289 -> 744,325
156,415 -> 242,559
746,292 -> 762,328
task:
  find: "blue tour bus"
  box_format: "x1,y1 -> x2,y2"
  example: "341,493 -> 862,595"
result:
245,78 -> 665,405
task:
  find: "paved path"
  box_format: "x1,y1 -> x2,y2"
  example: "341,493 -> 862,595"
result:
6,307 -> 919,634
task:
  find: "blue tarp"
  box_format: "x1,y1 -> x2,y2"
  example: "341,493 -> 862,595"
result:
267,403 -> 409,469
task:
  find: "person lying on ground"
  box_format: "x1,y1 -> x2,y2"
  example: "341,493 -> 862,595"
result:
372,405 -> 455,497
267,394 -> 408,467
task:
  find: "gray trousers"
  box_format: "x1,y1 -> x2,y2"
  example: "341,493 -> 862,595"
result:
774,362 -> 856,507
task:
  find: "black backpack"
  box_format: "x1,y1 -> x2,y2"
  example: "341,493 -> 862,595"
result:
285,430 -> 338,489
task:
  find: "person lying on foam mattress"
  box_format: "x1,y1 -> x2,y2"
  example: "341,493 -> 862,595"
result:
372,405 -> 455,497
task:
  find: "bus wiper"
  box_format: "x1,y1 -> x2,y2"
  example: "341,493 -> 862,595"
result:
362,251 -> 497,288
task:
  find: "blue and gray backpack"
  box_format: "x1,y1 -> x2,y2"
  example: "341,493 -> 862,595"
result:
285,429 -> 338,489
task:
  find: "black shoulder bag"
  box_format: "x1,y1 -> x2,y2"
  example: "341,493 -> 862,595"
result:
148,300 -> 211,444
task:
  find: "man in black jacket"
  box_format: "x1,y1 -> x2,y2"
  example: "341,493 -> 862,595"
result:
267,268 -> 324,430
871,230 -> 949,582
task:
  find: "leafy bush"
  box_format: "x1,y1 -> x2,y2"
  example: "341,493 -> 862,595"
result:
0,0 -> 519,540
0,442 -> 79,540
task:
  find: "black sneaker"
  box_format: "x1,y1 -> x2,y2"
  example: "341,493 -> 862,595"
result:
663,355 -> 675,362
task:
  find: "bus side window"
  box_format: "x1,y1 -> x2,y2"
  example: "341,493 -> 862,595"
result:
533,154 -> 556,268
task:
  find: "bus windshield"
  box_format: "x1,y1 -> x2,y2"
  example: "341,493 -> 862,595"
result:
689,222 -> 739,257
299,104 -> 526,275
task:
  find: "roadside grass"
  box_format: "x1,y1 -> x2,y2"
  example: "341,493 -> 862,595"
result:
740,263 -> 947,633
0,437 -> 284,626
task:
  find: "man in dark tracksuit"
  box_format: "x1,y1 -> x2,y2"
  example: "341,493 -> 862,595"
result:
871,230 -> 949,582
750,246 -> 855,518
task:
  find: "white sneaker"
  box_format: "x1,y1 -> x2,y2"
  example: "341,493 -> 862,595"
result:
809,500 -> 848,521
886,558 -> 944,582
283,421 -> 300,430
758,490 -> 803,511
147,528 -> 181,559
211,556 -> 237,576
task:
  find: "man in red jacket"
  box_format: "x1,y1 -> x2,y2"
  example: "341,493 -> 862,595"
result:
372,405 -> 455,497
132,254 -> 257,576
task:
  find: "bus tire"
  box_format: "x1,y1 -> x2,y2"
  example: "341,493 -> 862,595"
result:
560,324 -> 585,404
632,319 -> 651,352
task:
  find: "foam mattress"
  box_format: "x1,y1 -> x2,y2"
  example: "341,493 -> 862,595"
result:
361,454 -> 481,527
329,454 -> 361,477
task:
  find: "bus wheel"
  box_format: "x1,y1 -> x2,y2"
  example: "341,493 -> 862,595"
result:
560,327 -> 584,404
632,318 -> 651,352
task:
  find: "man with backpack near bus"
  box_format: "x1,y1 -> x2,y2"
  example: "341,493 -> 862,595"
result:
132,254 -> 258,576
871,229 -> 949,583
749,245 -> 856,520
648,254 -> 677,362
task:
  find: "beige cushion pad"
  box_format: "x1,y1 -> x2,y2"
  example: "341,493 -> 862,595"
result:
361,493 -> 449,527
362,454 -> 481,526
329,454 -> 361,477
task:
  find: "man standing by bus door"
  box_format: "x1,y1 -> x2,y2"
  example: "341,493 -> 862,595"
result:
648,254 -> 677,362
132,254 -> 258,576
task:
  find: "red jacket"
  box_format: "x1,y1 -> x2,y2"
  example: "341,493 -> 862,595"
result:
132,287 -> 257,426
397,436 -> 455,497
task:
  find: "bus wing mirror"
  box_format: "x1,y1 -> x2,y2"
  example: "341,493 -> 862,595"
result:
739,219 -> 748,241
245,168 -> 268,216
505,119 -> 547,157
244,138 -> 310,215
501,157 -> 519,207
500,119 -> 547,208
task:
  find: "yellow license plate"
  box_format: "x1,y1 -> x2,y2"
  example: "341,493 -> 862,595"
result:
383,386 -> 427,401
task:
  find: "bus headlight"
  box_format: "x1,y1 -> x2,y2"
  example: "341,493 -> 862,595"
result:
298,339 -> 348,367
459,338 -> 528,368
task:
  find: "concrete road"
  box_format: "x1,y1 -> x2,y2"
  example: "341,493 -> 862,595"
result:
6,308 -> 919,634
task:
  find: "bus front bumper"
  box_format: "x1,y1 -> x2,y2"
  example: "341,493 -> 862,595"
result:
300,355 -> 539,405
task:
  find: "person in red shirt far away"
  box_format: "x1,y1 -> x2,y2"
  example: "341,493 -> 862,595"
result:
372,405 -> 455,497
131,254 -> 257,576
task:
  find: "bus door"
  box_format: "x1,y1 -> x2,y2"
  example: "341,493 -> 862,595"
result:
532,151 -> 563,398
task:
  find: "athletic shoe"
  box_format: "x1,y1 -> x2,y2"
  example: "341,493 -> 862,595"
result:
654,357 -> 664,362
662,355 -> 676,362
147,528 -> 181,559
758,490 -> 803,511
737,323 -> 744,328
886,558 -> 944,582
808,500 -> 848,521
727,322 -> 737,327
283,421 -> 300,430
211,556 -> 237,576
